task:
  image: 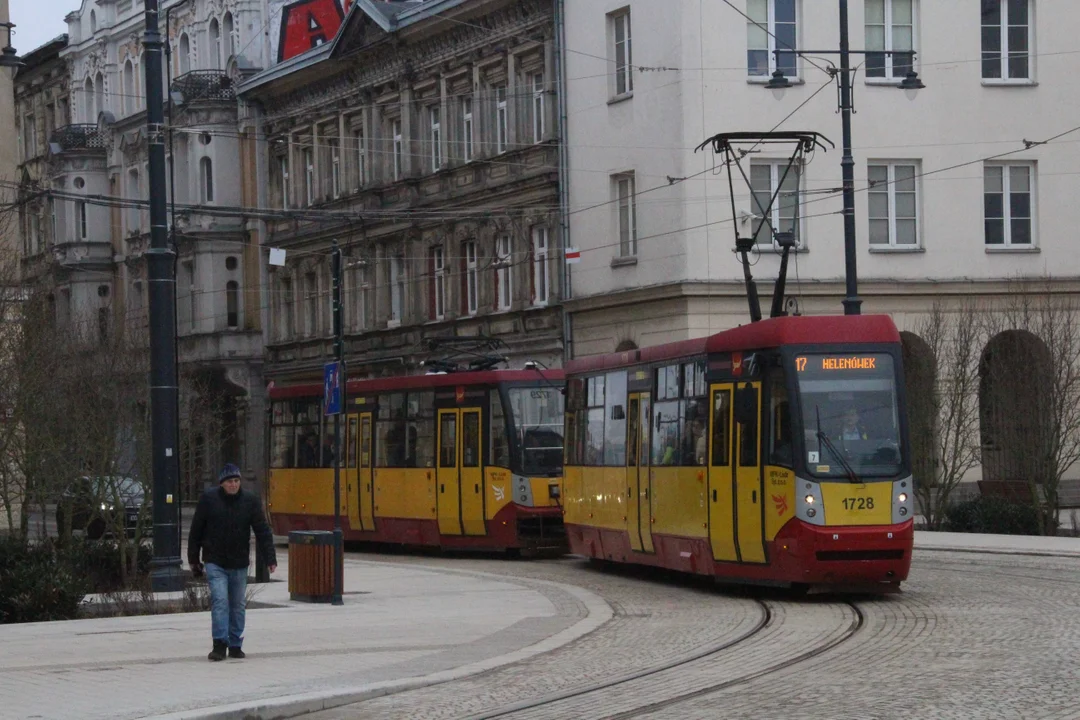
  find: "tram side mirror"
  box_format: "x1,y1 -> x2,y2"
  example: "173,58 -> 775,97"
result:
734,384 -> 757,426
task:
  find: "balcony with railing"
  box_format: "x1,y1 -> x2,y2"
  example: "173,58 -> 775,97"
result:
49,124 -> 106,153
172,70 -> 236,105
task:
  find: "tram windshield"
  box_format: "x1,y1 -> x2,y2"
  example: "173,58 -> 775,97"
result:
507,386 -> 565,475
794,353 -> 903,479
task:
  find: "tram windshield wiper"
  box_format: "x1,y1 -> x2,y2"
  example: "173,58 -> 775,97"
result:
815,405 -> 861,484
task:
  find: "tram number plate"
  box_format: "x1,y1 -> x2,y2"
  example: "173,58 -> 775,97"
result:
842,497 -> 875,511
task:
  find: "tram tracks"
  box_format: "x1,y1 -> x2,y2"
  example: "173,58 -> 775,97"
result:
459,598 -> 866,720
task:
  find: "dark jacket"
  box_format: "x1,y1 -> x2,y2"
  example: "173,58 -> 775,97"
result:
188,486 -> 277,570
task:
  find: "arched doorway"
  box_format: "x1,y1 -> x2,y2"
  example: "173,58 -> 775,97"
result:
900,331 -> 936,494
979,330 -> 1052,488
614,339 -> 638,353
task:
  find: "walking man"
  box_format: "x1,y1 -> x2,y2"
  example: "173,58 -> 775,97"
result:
188,464 -> 277,661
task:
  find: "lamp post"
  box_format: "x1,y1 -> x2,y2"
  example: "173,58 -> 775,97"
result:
0,14 -> 22,70
765,0 -> 924,316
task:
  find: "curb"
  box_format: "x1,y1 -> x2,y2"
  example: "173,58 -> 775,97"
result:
915,545 -> 1080,560
147,573 -> 614,720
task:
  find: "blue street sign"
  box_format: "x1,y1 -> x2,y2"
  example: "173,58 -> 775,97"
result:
324,362 -> 342,416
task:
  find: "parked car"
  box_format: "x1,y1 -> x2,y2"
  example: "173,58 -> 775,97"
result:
56,476 -> 151,540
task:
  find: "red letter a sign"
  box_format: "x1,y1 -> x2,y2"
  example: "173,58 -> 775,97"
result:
278,0 -> 347,62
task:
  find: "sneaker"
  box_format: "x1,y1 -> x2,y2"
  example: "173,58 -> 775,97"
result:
208,641 -> 227,662
228,647 -> 246,659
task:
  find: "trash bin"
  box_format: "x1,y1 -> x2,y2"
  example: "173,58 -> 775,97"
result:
287,530 -> 341,602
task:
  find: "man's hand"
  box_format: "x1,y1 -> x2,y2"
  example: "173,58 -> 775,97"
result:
268,564 -> 277,574
190,561 -> 203,578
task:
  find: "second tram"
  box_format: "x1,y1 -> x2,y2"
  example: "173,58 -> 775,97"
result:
268,370 -> 566,554
562,315 -> 914,590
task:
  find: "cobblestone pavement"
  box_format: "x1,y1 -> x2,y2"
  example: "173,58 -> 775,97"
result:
303,549 -> 1080,720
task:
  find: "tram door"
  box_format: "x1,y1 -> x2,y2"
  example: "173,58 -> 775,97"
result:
357,412 -> 375,531
346,414 -> 361,530
437,408 -> 486,536
626,392 -> 654,553
707,386 -> 738,562
733,382 -> 766,563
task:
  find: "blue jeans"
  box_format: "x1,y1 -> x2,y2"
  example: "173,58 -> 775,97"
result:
205,563 -> 247,648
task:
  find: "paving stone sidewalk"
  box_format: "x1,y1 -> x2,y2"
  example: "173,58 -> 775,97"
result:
0,554 -> 610,720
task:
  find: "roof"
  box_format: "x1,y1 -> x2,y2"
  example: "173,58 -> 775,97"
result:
14,34 -> 69,78
269,368 -> 566,400
565,315 -> 902,375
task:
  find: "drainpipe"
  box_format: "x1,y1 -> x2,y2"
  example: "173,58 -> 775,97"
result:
554,0 -> 572,364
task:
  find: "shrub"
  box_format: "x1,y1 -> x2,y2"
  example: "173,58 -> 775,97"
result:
78,539 -> 153,593
0,536 -> 89,623
944,495 -> 1042,536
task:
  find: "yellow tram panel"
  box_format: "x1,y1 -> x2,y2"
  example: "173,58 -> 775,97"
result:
562,465 -> 586,525
269,469 -> 337,516
373,468 -> 437,520
527,476 -> 563,509
651,467 -> 708,540
819,480 -> 893,526
486,467 -> 513,519
764,465 -> 796,541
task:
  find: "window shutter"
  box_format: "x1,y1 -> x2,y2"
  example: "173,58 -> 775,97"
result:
428,251 -> 436,320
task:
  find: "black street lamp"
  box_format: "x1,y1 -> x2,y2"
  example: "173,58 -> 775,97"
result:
1,20 -> 23,70
763,0 -> 925,316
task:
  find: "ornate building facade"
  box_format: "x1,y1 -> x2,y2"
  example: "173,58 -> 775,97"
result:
239,0 -> 566,385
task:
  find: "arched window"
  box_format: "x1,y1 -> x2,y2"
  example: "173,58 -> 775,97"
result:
223,13 -> 235,59
83,76 -> 95,121
200,157 -> 213,203
209,19 -> 221,69
94,72 -> 105,116
179,33 -> 191,75
123,60 -> 135,115
89,10 -> 97,33
226,281 -> 239,328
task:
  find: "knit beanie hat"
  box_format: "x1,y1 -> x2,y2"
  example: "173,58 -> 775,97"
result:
218,463 -> 242,484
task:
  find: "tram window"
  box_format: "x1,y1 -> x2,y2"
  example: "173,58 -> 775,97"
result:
410,392 -> 435,468
684,398 -> 708,466
269,423 -> 293,469
490,391 -> 510,467
652,400 -> 682,465
346,416 -> 358,469
604,371 -> 627,465
586,407 -> 605,465
462,413 -> 480,467
768,370 -> 793,467
712,390 -> 731,467
439,414 -> 456,467
657,365 -> 679,400
683,361 -> 706,397
626,397 -> 640,466
739,386 -> 760,467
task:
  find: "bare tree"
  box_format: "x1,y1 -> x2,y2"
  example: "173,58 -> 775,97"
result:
913,300 -> 985,529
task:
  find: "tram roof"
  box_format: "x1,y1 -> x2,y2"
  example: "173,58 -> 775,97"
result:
566,315 -> 900,374
268,369 -> 566,400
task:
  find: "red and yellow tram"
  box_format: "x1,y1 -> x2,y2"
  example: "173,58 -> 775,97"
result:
267,370 -> 566,554
562,315 -> 914,590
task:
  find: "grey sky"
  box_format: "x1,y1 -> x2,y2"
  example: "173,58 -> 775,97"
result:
10,0 -> 78,57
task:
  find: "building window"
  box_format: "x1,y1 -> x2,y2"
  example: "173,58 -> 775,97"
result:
430,106 -> 442,171
28,215 -> 40,255
750,161 -> 802,247
209,18 -> 221,68
614,173 -> 637,257
127,168 -> 140,232
389,255 -> 404,323
179,33 -> 191,75
123,60 -> 135,115
532,226 -> 549,306
280,276 -> 294,339
330,139 -> 341,198
200,157 -> 214,203
532,73 -> 545,142
279,155 -> 290,208
226,280 -> 239,328
465,240 -> 478,315
747,0 -> 798,78
868,162 -> 919,247
22,114 -> 35,161
984,164 -> 1033,247
304,272 -> 318,336
354,128 -> 366,188
224,13 -> 236,58
462,98 -> 473,162
49,199 -> 56,246
610,9 -> 633,96
982,0 -> 1030,80
303,147 -> 314,205
353,264 -> 368,331
865,0 -> 914,80
495,236 -> 512,311
76,200 -> 87,240
495,87 -> 508,154
392,119 -> 403,180
431,246 -> 446,320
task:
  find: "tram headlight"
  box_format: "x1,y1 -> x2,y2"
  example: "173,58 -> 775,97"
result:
897,493 -> 908,503
804,495 -> 815,504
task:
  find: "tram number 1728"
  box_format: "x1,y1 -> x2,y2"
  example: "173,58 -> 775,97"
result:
842,497 -> 876,510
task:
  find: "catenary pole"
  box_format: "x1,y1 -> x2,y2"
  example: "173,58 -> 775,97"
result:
839,0 -> 861,315
331,242 -> 344,605
143,0 -> 184,591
